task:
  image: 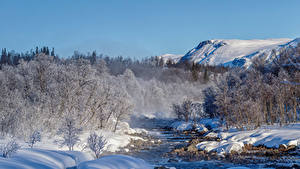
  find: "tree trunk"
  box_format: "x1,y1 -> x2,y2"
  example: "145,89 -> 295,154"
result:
293,98 -> 297,122
114,116 -> 120,132
263,99 -> 268,124
279,101 -> 284,126
269,99 -> 274,125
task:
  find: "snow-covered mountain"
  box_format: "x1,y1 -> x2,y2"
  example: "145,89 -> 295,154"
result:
160,38 -> 300,67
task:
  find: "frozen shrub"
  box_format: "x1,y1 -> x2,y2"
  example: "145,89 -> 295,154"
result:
27,130 -> 41,148
88,132 -> 107,158
1,139 -> 20,158
57,117 -> 82,151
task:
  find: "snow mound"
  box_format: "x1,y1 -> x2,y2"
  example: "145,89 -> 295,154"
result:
197,140 -> 244,154
0,149 -> 92,169
205,132 -> 218,138
78,155 -> 153,169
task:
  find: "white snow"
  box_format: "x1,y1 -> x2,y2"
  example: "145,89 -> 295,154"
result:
197,123 -> 300,155
0,122 -> 150,169
170,118 -> 220,132
0,122 -> 145,158
0,150 -> 152,169
0,149 -> 93,169
78,154 -> 153,169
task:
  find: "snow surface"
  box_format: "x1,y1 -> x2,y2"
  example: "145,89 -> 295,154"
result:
78,155 -> 153,169
0,149 -> 93,169
197,123 -> 300,155
161,38 -> 297,67
0,122 -> 151,169
0,150 -> 152,169
3,122 -> 145,154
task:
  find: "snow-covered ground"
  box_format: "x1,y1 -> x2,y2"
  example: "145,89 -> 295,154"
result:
0,121 -> 146,154
0,149 -> 93,169
78,155 -> 153,169
0,121 -> 153,169
0,150 -> 153,169
197,123 -> 300,155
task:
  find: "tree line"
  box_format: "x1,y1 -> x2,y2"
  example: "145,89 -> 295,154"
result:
0,47 -> 227,139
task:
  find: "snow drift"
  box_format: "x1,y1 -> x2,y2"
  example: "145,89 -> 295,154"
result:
78,155 -> 153,169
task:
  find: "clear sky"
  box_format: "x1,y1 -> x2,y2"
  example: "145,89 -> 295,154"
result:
0,0 -> 300,58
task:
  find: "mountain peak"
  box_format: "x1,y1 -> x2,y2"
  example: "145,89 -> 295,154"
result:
177,38 -> 294,67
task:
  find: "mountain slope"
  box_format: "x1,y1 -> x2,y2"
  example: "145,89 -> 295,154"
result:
161,38 -> 300,67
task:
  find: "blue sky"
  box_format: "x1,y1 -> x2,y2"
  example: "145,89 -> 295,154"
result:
0,0 -> 299,58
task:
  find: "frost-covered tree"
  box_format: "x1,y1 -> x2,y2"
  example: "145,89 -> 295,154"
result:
87,132 -> 107,158
203,87 -> 218,118
57,117 -> 82,151
27,130 -> 41,148
0,139 -> 20,158
113,92 -> 133,132
172,99 -> 204,123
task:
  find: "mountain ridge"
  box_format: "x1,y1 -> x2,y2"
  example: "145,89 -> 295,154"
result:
160,38 -> 298,67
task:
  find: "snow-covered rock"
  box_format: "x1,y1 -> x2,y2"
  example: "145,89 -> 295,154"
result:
196,140 -> 244,155
78,155 -> 153,169
197,123 -> 300,155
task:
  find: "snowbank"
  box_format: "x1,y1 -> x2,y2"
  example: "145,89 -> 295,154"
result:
0,150 -> 152,169
0,149 -> 93,169
0,122 -> 145,155
197,123 -> 300,155
78,155 -> 153,169
197,140 -> 244,154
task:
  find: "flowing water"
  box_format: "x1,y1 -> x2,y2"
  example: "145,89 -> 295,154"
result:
127,117 -> 254,169
126,117 -> 300,169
